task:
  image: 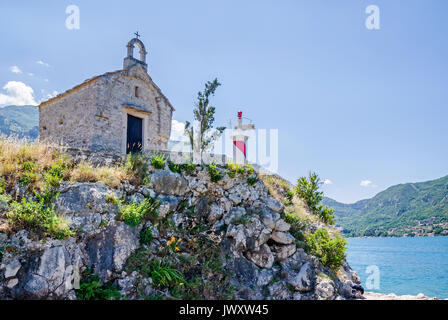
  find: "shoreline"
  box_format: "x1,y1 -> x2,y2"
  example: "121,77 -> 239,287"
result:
361,292 -> 440,300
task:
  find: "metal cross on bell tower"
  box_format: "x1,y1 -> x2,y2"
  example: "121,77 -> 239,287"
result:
134,31 -> 141,39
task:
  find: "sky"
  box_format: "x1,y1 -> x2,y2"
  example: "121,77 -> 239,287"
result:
0,0 -> 447,203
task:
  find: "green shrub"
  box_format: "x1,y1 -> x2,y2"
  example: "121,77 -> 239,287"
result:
140,226 -> 154,245
284,211 -> 306,241
168,162 -> 181,174
305,228 -> 346,272
247,176 -> 258,186
227,170 -> 236,179
150,260 -> 184,287
245,164 -> 254,175
317,205 -> 335,225
207,163 -> 222,182
43,161 -> 66,188
180,163 -> 196,175
20,161 -> 37,185
105,194 -> 120,205
286,189 -> 294,202
150,152 -> 167,169
7,198 -> 72,239
76,269 -> 121,300
118,197 -> 160,227
125,153 -> 149,184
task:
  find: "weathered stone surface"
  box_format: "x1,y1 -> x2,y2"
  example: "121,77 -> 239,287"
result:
86,223 -> 139,281
6,278 -> 19,289
287,262 -> 314,292
223,207 -> 246,225
264,196 -> 284,213
257,269 -> 273,287
271,232 -> 295,245
228,184 -> 251,203
268,281 -> 292,300
273,244 -> 297,261
226,224 -> 247,252
228,192 -> 242,205
139,186 -> 156,199
128,192 -> 145,204
24,275 -> 49,298
246,244 -> 274,269
261,210 -> 280,229
2,258 -> 21,278
157,195 -> 180,211
275,219 -> 291,232
315,278 -> 336,300
56,182 -> 120,215
116,271 -> 138,297
149,170 -> 188,196
208,203 -> 225,224
229,257 -> 258,288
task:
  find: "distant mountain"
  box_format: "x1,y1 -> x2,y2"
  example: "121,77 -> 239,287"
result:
0,105 -> 39,139
324,175 -> 448,237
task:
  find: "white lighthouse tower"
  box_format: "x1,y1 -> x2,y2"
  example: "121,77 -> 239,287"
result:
231,111 -> 255,164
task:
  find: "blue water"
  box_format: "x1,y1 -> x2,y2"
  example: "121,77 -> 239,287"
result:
346,236 -> 448,299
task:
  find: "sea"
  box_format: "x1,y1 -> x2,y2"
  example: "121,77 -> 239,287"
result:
346,236 -> 448,299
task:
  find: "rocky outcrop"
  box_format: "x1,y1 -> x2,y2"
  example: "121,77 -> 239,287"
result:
0,165 -> 362,300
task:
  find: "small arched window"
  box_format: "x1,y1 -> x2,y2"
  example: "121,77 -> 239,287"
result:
135,86 -> 139,98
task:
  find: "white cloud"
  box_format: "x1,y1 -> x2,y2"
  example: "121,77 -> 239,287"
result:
45,91 -> 58,100
170,120 -> 186,141
323,179 -> 333,185
360,180 -> 376,187
10,66 -> 22,74
0,81 -> 37,107
28,73 -> 35,77
37,60 -> 50,67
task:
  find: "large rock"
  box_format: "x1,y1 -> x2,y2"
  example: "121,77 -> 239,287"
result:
208,203 -> 225,224
271,232 -> 295,245
228,184 -> 251,204
223,207 -> 246,225
56,182 -> 121,215
246,244 -> 274,268
273,244 -> 297,261
86,223 -> 139,281
315,277 -> 336,300
268,281 -> 292,300
256,269 -> 274,287
275,219 -> 291,232
264,196 -> 284,213
261,210 -> 280,229
287,262 -> 314,292
2,258 -> 21,278
149,170 -> 188,196
2,240 -> 83,299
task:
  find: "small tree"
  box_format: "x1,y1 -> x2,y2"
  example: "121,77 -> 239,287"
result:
184,79 -> 226,163
295,172 -> 323,213
295,172 -> 335,225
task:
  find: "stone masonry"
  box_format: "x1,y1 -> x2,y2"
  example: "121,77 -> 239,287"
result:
38,37 -> 174,154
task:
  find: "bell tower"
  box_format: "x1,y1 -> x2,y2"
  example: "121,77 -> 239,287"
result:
123,32 -> 148,72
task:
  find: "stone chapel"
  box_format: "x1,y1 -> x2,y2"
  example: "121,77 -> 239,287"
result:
38,36 -> 174,154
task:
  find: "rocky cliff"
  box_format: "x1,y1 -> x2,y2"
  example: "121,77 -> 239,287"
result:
0,148 -> 362,300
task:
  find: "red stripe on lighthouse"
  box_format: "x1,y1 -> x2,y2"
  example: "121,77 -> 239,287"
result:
233,141 -> 246,157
